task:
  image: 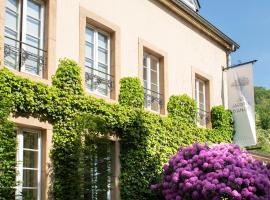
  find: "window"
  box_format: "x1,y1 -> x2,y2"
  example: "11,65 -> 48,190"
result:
85,26 -> 112,97
4,0 -> 45,76
143,52 -> 162,113
16,129 -> 42,200
195,77 -> 209,127
83,138 -> 114,200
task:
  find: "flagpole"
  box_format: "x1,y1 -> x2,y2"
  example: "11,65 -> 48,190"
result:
223,60 -> 257,71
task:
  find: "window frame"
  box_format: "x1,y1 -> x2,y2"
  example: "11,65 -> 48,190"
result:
195,76 -> 209,127
16,128 -> 42,200
85,24 -> 111,98
143,51 -> 161,113
4,0 -> 45,77
21,0 -> 45,77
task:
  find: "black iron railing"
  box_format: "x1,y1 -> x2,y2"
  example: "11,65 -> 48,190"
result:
85,67 -> 114,92
4,35 -> 46,75
197,108 -> 211,125
144,88 -> 163,107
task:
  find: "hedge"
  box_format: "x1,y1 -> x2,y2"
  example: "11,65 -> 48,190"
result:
0,59 -> 233,200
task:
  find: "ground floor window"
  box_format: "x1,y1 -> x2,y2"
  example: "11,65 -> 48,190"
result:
83,138 -> 114,200
16,129 -> 41,200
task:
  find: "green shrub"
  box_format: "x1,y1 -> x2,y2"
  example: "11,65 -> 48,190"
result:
119,77 -> 144,108
167,95 -> 197,124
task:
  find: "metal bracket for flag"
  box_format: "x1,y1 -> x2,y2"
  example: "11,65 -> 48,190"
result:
222,60 -> 257,71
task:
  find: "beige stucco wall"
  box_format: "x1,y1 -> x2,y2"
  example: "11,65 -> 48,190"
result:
55,0 -> 228,107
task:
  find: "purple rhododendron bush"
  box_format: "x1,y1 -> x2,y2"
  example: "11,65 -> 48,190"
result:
151,144 -> 270,200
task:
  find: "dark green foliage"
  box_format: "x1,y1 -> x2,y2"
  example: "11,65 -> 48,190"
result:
255,86 -> 270,130
119,77 -> 144,108
211,105 -> 233,131
254,87 -> 270,154
0,59 -> 234,200
52,58 -> 83,96
0,96 -> 16,199
167,95 -> 197,123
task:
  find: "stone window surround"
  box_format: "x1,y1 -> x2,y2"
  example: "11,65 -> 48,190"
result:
79,7 -> 121,102
138,38 -> 168,115
11,116 -> 53,200
0,0 -> 57,84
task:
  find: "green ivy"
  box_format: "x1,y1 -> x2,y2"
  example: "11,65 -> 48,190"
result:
211,105 -> 234,131
167,95 -> 197,124
0,94 -> 16,199
119,77 -> 144,108
0,59 -> 233,200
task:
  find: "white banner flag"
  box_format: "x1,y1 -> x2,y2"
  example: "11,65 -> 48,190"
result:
227,62 -> 256,147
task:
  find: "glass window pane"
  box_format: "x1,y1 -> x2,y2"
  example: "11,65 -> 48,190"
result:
199,103 -> 204,110
199,81 -> 204,93
98,32 -> 108,49
150,57 -> 158,71
151,92 -> 159,112
85,66 -> 94,91
86,27 -> 94,43
143,67 -> 147,82
5,8 -> 18,30
5,28 -> 18,40
143,56 -> 147,67
85,58 -> 94,68
23,169 -> 37,187
199,92 -> 204,103
27,0 -> 41,20
151,70 -> 157,85
23,132 -> 38,150
98,63 -> 108,73
26,34 -> 39,48
151,101 -> 159,112
23,150 -> 38,168
143,80 -> 147,89
27,17 -> 40,38
151,84 -> 158,93
7,0 -> 18,12
22,188 -> 37,200
85,43 -> 94,60
98,48 -> 108,65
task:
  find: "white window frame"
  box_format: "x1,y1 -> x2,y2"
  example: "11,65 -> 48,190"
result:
143,52 -> 160,113
21,0 -> 45,77
16,128 -> 42,200
4,0 -> 22,70
195,78 -> 207,127
85,25 -> 111,97
5,0 -> 45,77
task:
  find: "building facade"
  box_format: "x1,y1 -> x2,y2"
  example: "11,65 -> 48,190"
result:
0,0 -> 239,199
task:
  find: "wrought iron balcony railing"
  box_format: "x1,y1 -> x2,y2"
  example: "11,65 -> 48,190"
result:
4,36 -> 47,76
144,88 -> 163,107
197,108 -> 211,126
85,67 -> 114,95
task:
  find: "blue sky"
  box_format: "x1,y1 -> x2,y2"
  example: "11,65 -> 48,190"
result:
199,0 -> 270,88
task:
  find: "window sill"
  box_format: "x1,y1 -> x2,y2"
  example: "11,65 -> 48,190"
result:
85,89 -> 117,104
5,67 -> 50,85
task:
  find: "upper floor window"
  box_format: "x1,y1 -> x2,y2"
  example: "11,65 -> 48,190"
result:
4,0 -> 45,77
195,77 -> 209,127
16,129 -> 42,200
143,52 -> 163,113
85,26 -> 113,97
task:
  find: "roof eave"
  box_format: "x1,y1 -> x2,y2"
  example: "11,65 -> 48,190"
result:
164,0 -> 240,52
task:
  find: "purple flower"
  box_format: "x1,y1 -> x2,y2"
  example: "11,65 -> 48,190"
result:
152,144 -> 270,200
